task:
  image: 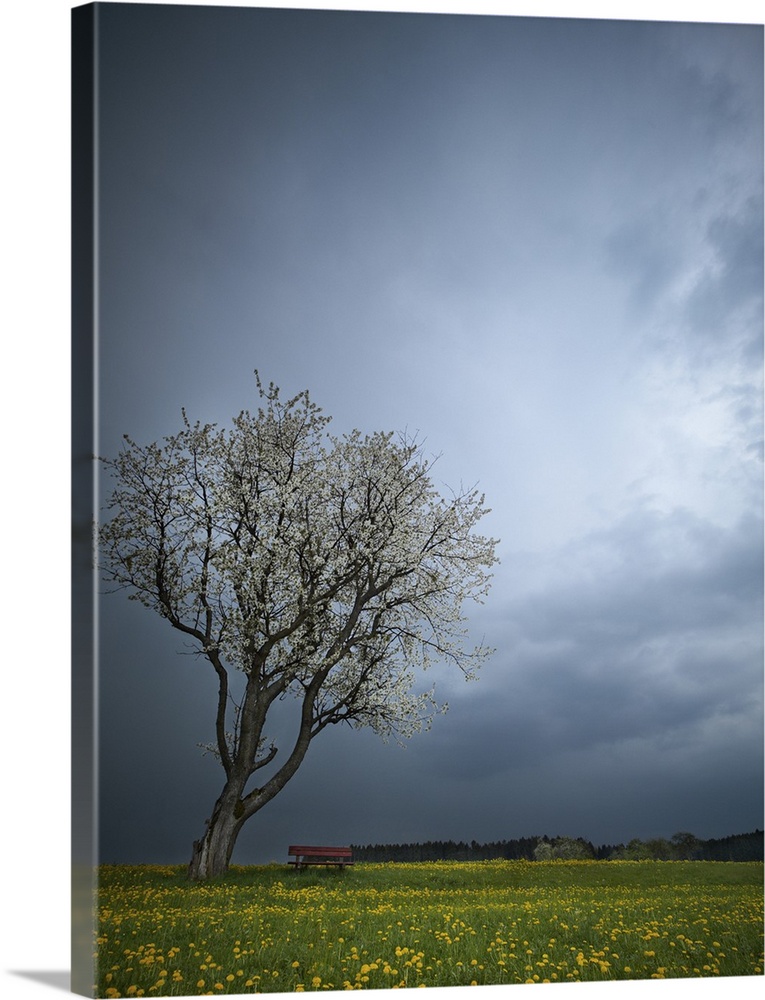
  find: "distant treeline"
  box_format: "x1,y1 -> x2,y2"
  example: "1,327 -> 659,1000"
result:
351,830 -> 763,863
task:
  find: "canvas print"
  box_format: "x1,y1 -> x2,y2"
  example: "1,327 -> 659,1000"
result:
72,2 -> 764,998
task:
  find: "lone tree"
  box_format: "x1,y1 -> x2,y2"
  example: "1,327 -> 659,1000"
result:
99,376 -> 498,880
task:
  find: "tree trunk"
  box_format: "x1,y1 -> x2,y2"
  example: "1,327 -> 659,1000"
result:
186,677 -> 321,880
187,792 -> 244,881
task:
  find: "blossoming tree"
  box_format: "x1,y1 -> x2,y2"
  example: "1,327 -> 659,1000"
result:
99,376 -> 498,880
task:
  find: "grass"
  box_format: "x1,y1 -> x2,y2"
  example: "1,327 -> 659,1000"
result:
95,860 -> 764,997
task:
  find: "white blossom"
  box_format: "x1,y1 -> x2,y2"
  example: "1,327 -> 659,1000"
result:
99,374 -> 499,877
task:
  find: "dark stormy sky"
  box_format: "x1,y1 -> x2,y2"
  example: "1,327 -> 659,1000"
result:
86,0 -> 764,867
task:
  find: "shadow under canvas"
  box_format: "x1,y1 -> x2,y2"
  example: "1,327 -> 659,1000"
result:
10,971 -> 71,993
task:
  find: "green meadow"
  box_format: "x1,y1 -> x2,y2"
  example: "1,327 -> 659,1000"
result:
96,860 -> 764,997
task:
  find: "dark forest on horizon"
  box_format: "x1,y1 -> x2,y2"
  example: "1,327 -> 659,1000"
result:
352,829 -> 763,863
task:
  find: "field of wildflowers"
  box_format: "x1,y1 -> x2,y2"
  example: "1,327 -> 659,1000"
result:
95,860 -> 763,997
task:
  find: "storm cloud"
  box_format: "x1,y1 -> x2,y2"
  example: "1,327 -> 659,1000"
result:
84,3 -> 762,865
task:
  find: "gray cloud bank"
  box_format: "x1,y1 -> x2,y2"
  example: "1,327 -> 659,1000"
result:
91,5 -> 763,864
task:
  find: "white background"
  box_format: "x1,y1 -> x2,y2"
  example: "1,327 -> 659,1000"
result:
1,1 -> 761,999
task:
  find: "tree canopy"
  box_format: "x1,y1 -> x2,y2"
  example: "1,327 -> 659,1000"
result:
99,376 -> 498,878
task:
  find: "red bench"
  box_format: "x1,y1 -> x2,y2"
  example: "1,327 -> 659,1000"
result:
288,845 -> 354,870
